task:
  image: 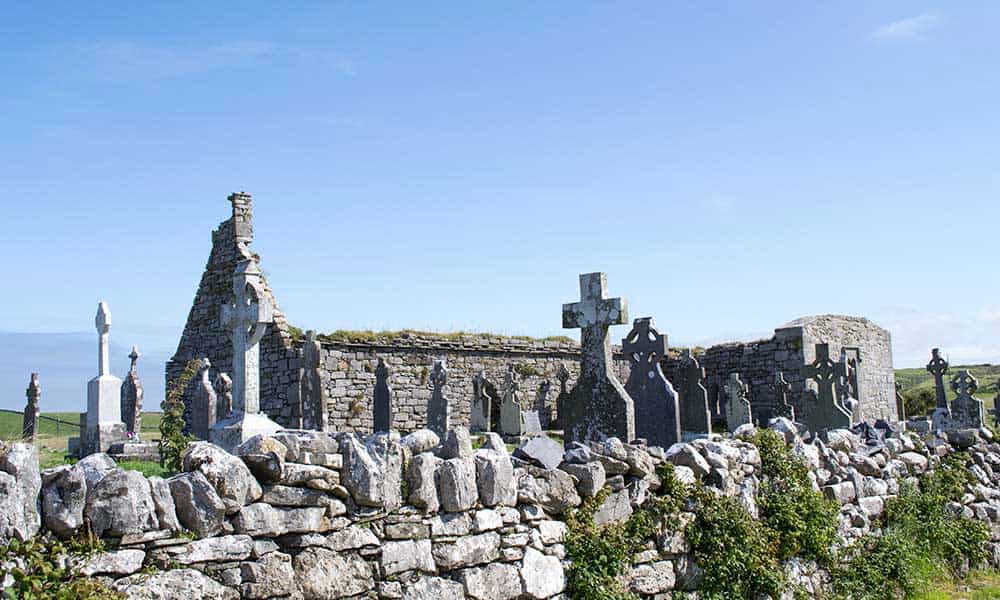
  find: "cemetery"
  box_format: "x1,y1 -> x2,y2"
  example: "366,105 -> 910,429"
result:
2,193 -> 1000,599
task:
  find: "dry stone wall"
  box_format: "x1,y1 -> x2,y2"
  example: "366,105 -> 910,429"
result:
7,420 -> 1000,599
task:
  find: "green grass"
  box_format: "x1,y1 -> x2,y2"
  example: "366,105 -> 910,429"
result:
896,364 -> 1000,404
919,570 -> 1000,599
117,460 -> 170,478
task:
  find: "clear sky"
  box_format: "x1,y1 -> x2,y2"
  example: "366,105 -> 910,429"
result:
1,1 -> 998,396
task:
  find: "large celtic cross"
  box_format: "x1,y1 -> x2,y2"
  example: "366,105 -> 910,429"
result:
221,258 -> 273,415
562,272 -> 628,378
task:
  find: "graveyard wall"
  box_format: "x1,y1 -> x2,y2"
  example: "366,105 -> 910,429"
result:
8,423 -> 1000,599
662,315 -> 898,426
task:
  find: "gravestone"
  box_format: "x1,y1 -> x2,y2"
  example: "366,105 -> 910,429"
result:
499,366 -> 525,438
553,363 -> 570,429
23,373 -> 40,442
948,370 -> 984,430
373,358 -> 393,432
800,343 -> 852,432
210,258 -> 283,451
537,379 -> 553,427
295,330 -> 327,431
678,349 -> 712,436
562,272 -> 634,444
993,381 -> 1000,427
83,302 -> 127,456
426,359 -> 449,436
191,358 -> 217,440
724,373 -> 752,433
622,317 -> 680,449
470,370 -> 492,432
838,347 -> 862,422
895,382 -> 907,422
770,371 -> 795,422
214,372 -> 233,422
926,348 -> 950,411
120,346 -> 144,438
523,411 -> 543,435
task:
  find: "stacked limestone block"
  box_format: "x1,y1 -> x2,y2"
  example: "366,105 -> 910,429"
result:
9,422 -> 1000,598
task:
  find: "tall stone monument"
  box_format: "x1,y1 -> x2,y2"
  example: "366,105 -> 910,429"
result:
426,359 -> 449,436
210,258 -> 282,451
553,363 -> 570,430
562,272 -> 634,444
622,317 -> 680,448
800,343 -> 852,432
838,347 -> 862,422
948,370 -> 984,430
292,330 -> 327,431
191,358 -> 217,440
926,348 -> 950,411
470,370 -> 492,432
499,365 -> 525,438
770,371 -> 795,422
23,373 -> 40,442
214,372 -> 233,422
373,358 -> 393,432
84,302 -> 127,455
724,373 -> 752,432
120,346 -> 144,438
993,381 -> 1000,427
678,349 -> 712,437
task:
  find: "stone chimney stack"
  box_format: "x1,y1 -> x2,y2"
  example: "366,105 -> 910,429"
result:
229,191 -> 254,245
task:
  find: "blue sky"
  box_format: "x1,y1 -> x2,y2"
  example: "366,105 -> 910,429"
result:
1,2 -> 998,411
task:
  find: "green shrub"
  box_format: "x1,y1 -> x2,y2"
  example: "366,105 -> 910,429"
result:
159,359 -> 199,473
904,388 -> 937,417
0,536 -> 123,599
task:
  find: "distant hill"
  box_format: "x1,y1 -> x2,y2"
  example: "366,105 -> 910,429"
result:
0,332 -> 168,413
895,363 -> 999,400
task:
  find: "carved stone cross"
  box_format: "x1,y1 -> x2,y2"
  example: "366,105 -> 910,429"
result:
562,272 -> 628,378
221,258 -> 273,415
948,369 -> 984,430
771,371 -> 795,421
926,348 -> 949,410
96,301 -> 111,377
801,343 -> 852,431
622,317 -> 679,448
724,373 -> 752,432
951,370 -> 979,398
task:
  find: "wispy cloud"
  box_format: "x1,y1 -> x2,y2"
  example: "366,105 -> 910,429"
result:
870,12 -> 945,43
873,305 -> 1000,367
63,41 -> 355,81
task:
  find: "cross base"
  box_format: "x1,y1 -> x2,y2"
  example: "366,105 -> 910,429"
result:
210,412 -> 283,453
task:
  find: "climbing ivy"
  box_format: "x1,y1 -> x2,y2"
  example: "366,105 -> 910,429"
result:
0,535 -> 122,599
159,359 -> 199,473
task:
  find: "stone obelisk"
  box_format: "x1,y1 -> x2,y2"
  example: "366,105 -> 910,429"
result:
84,301 -> 127,455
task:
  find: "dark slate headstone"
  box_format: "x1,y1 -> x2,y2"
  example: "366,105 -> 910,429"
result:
514,435 -> 564,470
724,373 -> 752,433
678,349 -> 712,435
948,370 -> 984,430
561,272 -> 635,444
120,346 -> 143,438
426,360 -> 449,437
214,372 -> 233,422
621,317 -> 680,449
553,363 -> 571,429
799,343 -> 852,432
765,371 -> 795,424
373,358 -> 392,432
299,331 -> 327,431
499,366 -> 525,437
926,348 -> 950,411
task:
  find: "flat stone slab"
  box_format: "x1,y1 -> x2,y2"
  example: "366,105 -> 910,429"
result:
513,436 -> 563,471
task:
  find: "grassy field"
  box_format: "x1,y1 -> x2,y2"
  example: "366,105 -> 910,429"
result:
919,570 -> 1000,599
0,410 -> 162,469
896,363 -> 1000,402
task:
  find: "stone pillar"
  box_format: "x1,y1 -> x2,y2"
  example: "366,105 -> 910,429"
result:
426,360 -> 449,437
23,373 -> 40,442
724,373 -> 752,433
191,358 -> 217,440
373,358 -> 392,432
499,365 -> 524,438
120,346 -> 144,438
84,302 -> 127,455
470,370 -> 492,432
678,350 -> 712,437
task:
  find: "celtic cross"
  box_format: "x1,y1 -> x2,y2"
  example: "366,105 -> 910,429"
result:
950,370 -> 979,398
221,258 -> 273,415
926,348 -> 949,409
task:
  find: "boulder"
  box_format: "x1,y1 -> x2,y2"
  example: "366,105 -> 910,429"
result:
475,449 -> 517,507
407,452 -> 442,512
75,452 -> 117,490
593,489 -> 633,526
240,452 -> 284,484
294,547 -> 373,600
381,539 -> 436,576
520,547 -> 565,599
899,452 -> 929,473
437,458 -> 478,512
77,549 -> 146,577
514,436 -> 564,471
458,563 -> 523,600
664,444 -> 710,478
0,442 -> 41,543
182,442 -> 262,514
234,435 -> 288,459
115,568 -> 238,600
85,469 -> 158,538
516,466 -> 581,514
340,432 -> 403,509
240,551 -> 297,599
148,476 -> 181,533
40,465 -> 86,538
559,462 -> 606,497
440,428 -> 474,459
167,471 -> 227,538
325,525 -> 380,551
402,429 -> 441,455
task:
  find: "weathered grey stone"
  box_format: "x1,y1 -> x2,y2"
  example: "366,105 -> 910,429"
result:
927,348 -> 950,410
521,546 -> 566,599
499,366 -> 526,438
562,272 -> 635,444
514,436 -> 564,471
231,503 -> 326,537
475,448 -> 517,508
664,443 -> 710,478
622,317 -> 681,449
295,547 -> 373,599
559,461 -> 606,497
382,538 -> 436,576
402,576 -> 465,600
240,551 -> 297,599
473,508 -> 503,532
340,431 -> 404,509
22,373 -> 40,443
0,442 -> 41,543
40,464 -> 85,538
432,531 -> 501,569
800,343 -> 853,432
182,441 -> 262,514
235,434 -> 288,461
325,524 -> 380,551
154,535 -> 252,565
437,457 -> 478,512
240,452 -> 284,484
677,350 -> 712,435
191,358 -> 217,440
430,512 -> 473,537
516,467 -> 581,514
899,452 -> 929,472
630,560 -> 676,595
77,549 -> 146,577
724,373 -> 752,433
427,360 -> 450,437
293,330 -> 329,431
85,468 -> 158,538
407,452 -> 442,511
471,371 -> 494,433
440,427 -> 474,459
459,563 -> 523,600
167,470 -> 227,538
115,568 -> 238,600
374,357 -> 393,432
402,429 -> 440,455
75,452 -> 117,490
949,370 -> 985,430
148,476 -> 181,533
593,489 -> 633,526
822,481 -> 857,504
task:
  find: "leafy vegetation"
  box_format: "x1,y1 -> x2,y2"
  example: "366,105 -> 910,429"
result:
896,363 -> 999,405
159,359 -> 199,473
834,453 -> 992,600
0,535 -> 123,599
